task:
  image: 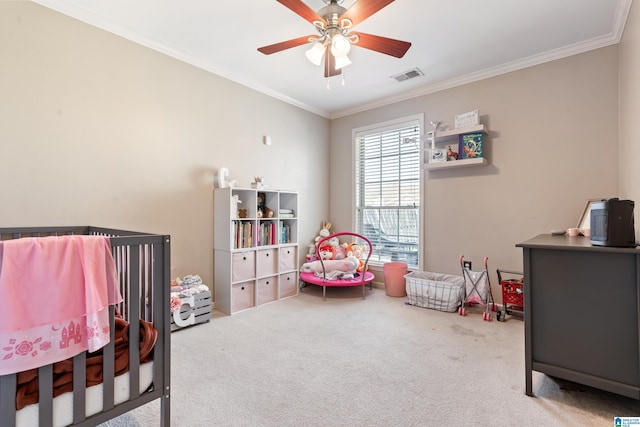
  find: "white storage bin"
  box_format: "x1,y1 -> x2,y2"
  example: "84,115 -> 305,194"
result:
404,271 -> 465,312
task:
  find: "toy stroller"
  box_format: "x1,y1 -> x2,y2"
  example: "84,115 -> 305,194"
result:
459,255 -> 497,321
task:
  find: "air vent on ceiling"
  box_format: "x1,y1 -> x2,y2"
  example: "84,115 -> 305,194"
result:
391,68 -> 424,82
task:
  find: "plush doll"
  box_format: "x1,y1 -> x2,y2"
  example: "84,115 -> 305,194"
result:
318,244 -> 335,260
314,221 -> 332,244
306,243 -> 318,262
257,192 -> 267,218
342,242 -> 368,272
326,236 -> 346,259
351,243 -> 368,260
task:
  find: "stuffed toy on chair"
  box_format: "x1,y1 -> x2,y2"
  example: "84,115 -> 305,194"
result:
306,243 -> 318,262
342,242 -> 368,272
300,253 -> 359,280
318,244 -> 335,260
314,221 -> 332,244
326,236 -> 346,259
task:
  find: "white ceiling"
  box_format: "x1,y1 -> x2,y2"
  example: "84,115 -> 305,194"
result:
33,0 -> 632,119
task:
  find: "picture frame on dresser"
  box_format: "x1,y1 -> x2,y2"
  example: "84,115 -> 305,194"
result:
577,198 -> 601,231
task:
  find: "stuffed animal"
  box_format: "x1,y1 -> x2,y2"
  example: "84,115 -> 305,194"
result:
326,236 -> 346,259
342,242 -> 369,272
300,253 -> 359,279
447,145 -> 458,161
257,192 -> 267,217
318,244 -> 335,260
314,221 -> 332,244
306,243 -> 318,262
351,243 -> 368,260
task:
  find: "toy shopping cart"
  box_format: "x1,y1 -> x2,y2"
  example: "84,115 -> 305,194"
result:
496,269 -> 524,322
459,255 -> 496,321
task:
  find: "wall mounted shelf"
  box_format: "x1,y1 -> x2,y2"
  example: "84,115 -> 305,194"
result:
425,157 -> 488,170
424,124 -> 489,171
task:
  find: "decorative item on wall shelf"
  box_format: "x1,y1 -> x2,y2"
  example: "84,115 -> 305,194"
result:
426,120 -> 441,150
447,145 -> 458,161
429,148 -> 447,163
428,120 -> 441,145
458,132 -> 484,159
426,120 -> 444,163
455,110 -> 479,129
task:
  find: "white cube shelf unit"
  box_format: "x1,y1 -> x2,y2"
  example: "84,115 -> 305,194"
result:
214,187 -> 299,314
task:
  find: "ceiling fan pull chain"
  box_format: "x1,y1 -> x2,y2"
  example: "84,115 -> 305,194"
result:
341,73 -> 346,86
326,78 -> 331,90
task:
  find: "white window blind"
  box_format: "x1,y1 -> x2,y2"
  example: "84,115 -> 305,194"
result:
354,117 -> 421,267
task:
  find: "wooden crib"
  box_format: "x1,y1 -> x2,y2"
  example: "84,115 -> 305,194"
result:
0,226 -> 171,427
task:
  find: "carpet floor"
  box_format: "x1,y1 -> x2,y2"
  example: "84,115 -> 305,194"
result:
103,285 -> 640,426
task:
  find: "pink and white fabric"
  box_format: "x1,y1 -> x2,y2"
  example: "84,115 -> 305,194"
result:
0,235 -> 122,375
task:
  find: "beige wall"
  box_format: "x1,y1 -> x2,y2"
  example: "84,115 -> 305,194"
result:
0,2 -> 330,287
620,0 -> 640,240
330,46 -> 620,288
3,2 -> 638,302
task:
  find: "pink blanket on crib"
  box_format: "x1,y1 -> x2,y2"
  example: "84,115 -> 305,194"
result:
0,235 -> 122,375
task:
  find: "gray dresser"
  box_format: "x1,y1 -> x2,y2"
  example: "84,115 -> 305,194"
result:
517,234 -> 640,398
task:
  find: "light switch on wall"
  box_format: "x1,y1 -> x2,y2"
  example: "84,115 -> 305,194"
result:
263,135 -> 272,146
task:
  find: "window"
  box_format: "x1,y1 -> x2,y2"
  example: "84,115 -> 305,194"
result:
354,115 -> 422,268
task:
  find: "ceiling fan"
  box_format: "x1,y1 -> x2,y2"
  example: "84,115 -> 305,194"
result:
257,0 -> 412,78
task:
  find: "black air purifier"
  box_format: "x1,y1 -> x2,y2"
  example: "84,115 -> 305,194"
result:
590,198 -> 636,247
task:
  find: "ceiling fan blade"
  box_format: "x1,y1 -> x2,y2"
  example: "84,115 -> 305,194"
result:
258,35 -> 314,55
341,0 -> 395,27
324,46 -> 341,78
277,0 -> 324,24
352,32 -> 411,58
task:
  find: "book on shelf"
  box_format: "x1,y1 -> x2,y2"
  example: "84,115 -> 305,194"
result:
279,212 -> 295,218
233,220 -> 253,249
244,222 -> 252,248
258,221 -> 277,246
458,132 -> 484,159
279,220 -> 291,244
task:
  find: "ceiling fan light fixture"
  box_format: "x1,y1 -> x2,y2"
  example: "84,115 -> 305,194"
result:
330,33 -> 351,57
305,42 -> 325,66
258,0 -> 413,81
334,54 -> 352,70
